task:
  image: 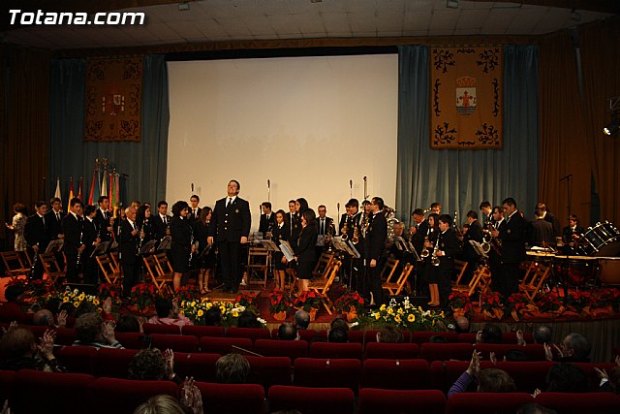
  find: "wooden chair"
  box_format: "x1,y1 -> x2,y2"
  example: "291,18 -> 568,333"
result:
312,252 -> 336,279
453,264 -> 492,297
96,254 -> 121,285
379,257 -> 400,283
382,263 -> 414,296
519,262 -> 551,302
308,259 -> 342,315
246,247 -> 270,289
110,251 -> 120,270
1,251 -> 32,278
39,253 -> 65,284
452,260 -> 469,287
151,253 -> 175,294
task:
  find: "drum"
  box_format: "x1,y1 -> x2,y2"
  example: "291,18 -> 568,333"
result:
579,221 -> 620,256
526,251 -> 555,263
598,257 -> 620,285
554,255 -> 597,287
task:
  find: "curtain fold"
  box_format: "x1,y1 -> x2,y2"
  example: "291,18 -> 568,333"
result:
49,55 -> 169,206
396,45 -> 539,223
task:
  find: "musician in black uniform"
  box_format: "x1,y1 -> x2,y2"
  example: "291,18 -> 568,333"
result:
136,204 -> 155,245
291,209 -> 318,293
62,198 -> 84,284
82,205 -> 101,286
259,202 -> 276,235
119,206 -> 140,297
285,200 -> 301,247
272,210 -> 288,290
189,195 -> 201,222
423,213 -> 440,305
462,210 -> 484,284
433,214 -> 462,310
195,207 -> 215,294
45,197 -> 65,242
338,199 -> 362,289
24,201 -> 49,280
409,208 -> 428,294
95,196 -> 113,242
490,198 -> 527,298
315,204 -> 334,257
535,202 -> 562,238
170,201 -> 194,291
562,214 -> 585,252
366,197 -> 387,306
208,180 -> 251,294
152,200 -> 171,242
479,201 -> 493,227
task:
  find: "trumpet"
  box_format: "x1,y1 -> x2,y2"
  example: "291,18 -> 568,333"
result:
482,224 -> 502,255
431,234 -> 441,267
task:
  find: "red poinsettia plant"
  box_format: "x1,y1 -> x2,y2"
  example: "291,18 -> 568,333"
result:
294,291 -> 321,311
235,291 -> 259,311
130,283 -> 158,310
566,290 -> 592,314
535,291 -> 563,313
448,291 -> 474,317
334,290 -> 365,313
268,289 -> 293,313
506,292 -> 537,320
176,285 -> 201,303
480,290 -> 504,320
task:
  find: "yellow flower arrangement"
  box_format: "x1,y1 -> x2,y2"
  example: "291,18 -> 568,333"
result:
358,297 -> 447,331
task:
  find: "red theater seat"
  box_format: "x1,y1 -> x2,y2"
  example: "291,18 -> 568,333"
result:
57,345 -> 98,374
143,323 -> 182,335
358,388 -> 446,414
114,332 -> 146,349
364,342 -> 420,359
150,333 -> 199,352
89,377 -> 178,414
446,392 -> 534,414
199,336 -> 253,354
272,328 -> 320,342
474,343 -> 546,360
268,385 -> 355,414
457,333 -> 476,343
431,360 -> 495,392
293,358 -> 361,390
197,382 -> 265,414
94,348 -> 139,378
253,339 -> 308,360
182,325 -> 225,338
13,370 -> 95,414
54,327 -> 77,345
0,370 -> 15,406
246,356 -> 292,388
411,331 -> 459,343
502,331 -> 533,344
309,342 -> 363,359
495,361 -> 553,392
227,327 -> 271,340
420,343 -> 474,361
361,359 -> 431,390
349,330 -> 379,344
535,392 -> 620,414
173,352 -> 220,381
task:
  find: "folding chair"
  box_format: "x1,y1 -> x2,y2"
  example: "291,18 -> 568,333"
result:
308,259 -> 341,315
382,262 -> 414,296
96,254 -> 121,284
379,257 -> 400,283
452,259 -> 469,287
246,247 -> 270,289
39,252 -> 65,284
453,264 -> 492,297
144,253 -> 173,294
1,251 -> 31,278
519,262 -> 551,302
312,252 -> 336,279
109,251 -> 120,269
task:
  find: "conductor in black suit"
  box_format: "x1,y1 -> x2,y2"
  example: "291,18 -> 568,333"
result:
435,215 -> 462,310
490,198 -> 527,298
24,201 -> 50,280
208,180 -> 251,293
366,197 -> 387,306
62,198 -> 84,284
119,206 -> 141,297
462,210 -> 483,284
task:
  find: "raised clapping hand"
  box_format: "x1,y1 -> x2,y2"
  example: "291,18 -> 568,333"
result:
56,310 -> 68,328
101,320 -> 117,344
37,329 -> 56,359
466,351 -> 481,377
164,348 -> 175,380
180,377 -> 204,414
543,342 -> 563,361
516,329 -> 526,346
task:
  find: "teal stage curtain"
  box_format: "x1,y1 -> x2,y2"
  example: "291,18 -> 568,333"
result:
396,45 -> 539,223
49,55 -> 169,206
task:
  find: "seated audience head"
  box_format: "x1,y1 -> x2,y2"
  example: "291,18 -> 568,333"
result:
545,363 -> 589,392
330,316 -> 349,332
429,335 -> 448,343
116,314 -> 141,333
215,353 -> 250,384
328,327 -> 349,343
294,309 -> 310,330
517,404 -> 558,414
477,368 -> 517,392
4,284 -> 24,303
478,324 -> 503,344
236,311 -> 262,328
0,327 -> 36,359
533,325 -> 553,344
75,312 -> 104,344
44,297 -> 61,314
277,323 -> 298,341
128,348 -> 166,380
33,309 -> 55,326
455,316 -> 470,333
133,394 -> 185,414
204,307 -> 222,326
561,332 -> 591,361
376,326 -> 403,343
75,300 -> 99,318
155,297 -> 173,319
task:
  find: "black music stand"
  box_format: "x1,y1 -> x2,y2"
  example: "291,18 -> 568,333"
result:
157,236 -> 172,251
331,236 -> 361,290
44,239 -> 64,255
140,240 -> 157,256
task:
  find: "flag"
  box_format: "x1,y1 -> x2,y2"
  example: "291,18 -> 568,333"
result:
77,177 -> 83,201
93,168 -> 101,205
54,177 -> 62,202
87,168 -> 97,206
101,171 -> 107,197
108,172 -> 114,207
67,177 -> 74,211
114,173 -> 120,208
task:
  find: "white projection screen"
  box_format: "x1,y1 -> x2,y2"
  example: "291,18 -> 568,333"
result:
167,54 -> 398,231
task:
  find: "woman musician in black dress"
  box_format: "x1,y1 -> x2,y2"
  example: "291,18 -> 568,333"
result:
194,207 -> 216,294
291,208 -> 318,293
271,209 -> 288,290
170,201 -> 195,291
136,204 -> 155,250
422,213 -> 440,306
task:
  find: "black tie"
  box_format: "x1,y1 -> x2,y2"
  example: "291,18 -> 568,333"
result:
321,219 -> 325,235
226,198 -> 231,208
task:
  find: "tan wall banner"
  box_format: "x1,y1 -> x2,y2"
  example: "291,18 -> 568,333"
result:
84,57 -> 143,142
430,47 -> 503,149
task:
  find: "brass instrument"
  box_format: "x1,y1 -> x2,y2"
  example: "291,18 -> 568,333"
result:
341,218 -> 350,240
482,223 -> 502,255
420,228 -> 432,258
431,233 -> 441,267
352,221 -> 361,244
76,230 -> 84,266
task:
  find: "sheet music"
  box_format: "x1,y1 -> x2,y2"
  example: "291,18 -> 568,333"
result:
279,240 -> 295,261
44,239 -> 64,254
316,234 -> 326,247
261,240 -> 280,252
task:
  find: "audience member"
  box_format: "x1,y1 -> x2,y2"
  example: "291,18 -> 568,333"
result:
376,326 -> 403,343
133,390 -> 203,414
0,284 -> 26,322
73,312 -> 124,349
544,363 -> 589,392
215,353 -> 250,384
148,297 -> 192,327
544,332 -> 591,362
0,327 -> 64,372
533,325 -> 553,344
277,323 -> 298,340
328,327 -> 348,343
455,316 -> 470,333
476,323 -> 503,344
129,348 -> 179,383
449,351 -> 516,396
294,309 -> 310,330
32,309 -> 55,326
203,307 -> 222,326
236,311 -> 263,328
116,314 -> 142,333
517,403 -> 557,414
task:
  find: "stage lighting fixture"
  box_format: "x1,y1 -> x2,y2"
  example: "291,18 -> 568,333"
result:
603,118 -> 620,136
178,2 -> 190,11
447,0 -> 459,8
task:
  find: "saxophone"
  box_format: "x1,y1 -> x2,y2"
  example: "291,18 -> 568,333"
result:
431,233 -> 441,267
341,217 -> 350,240
420,228 -> 432,258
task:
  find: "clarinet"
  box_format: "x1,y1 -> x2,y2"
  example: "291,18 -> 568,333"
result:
76,229 -> 84,266
188,222 -> 195,268
31,244 -> 39,274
